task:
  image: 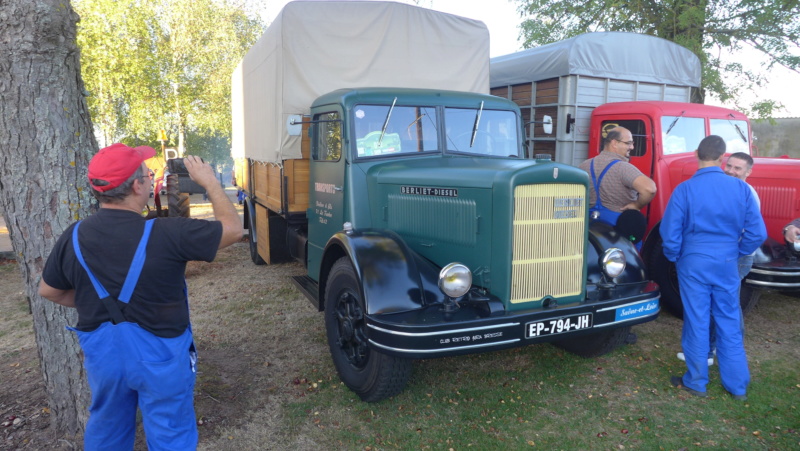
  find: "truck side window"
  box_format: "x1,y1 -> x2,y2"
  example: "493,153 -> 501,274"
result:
600,120 -> 648,157
313,112 -> 341,161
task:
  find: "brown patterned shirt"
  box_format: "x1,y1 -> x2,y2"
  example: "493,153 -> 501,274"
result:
578,151 -> 646,212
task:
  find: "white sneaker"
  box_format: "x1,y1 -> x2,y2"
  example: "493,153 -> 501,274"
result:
676,352 -> 714,366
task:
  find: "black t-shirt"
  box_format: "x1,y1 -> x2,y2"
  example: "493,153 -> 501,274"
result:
42,208 -> 223,337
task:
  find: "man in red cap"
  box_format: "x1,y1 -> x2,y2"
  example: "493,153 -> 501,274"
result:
38,143 -> 242,450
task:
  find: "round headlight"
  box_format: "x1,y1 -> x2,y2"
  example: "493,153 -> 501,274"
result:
438,263 -> 472,298
601,248 -> 626,279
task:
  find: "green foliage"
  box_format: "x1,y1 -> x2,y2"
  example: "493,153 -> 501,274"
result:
513,0 -> 800,118
74,0 -> 264,147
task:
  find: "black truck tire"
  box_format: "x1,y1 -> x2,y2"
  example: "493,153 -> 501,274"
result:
649,235 -> 763,318
247,203 -> 266,265
648,236 -> 683,318
166,174 -> 190,218
739,284 -> 762,315
553,325 -> 632,358
325,257 -> 411,402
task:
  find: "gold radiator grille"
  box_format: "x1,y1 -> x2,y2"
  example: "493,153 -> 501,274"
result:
511,184 -> 585,304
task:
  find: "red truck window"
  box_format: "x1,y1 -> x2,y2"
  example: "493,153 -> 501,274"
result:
710,119 -> 750,154
661,116 -> 704,155
600,120 -> 647,157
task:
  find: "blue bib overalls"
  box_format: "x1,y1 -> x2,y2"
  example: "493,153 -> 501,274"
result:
589,159 -> 622,226
71,220 -> 198,451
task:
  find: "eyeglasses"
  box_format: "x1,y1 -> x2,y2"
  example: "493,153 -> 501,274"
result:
615,139 -> 635,146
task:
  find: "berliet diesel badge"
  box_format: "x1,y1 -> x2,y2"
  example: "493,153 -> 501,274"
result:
553,167 -> 559,179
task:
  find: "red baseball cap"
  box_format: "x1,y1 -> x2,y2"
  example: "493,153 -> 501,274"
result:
87,143 -> 156,192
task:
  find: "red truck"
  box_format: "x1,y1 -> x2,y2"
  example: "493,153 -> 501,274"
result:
491,32 -> 800,316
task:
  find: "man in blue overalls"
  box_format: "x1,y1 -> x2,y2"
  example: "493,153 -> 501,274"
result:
39,144 -> 243,450
661,135 -> 766,400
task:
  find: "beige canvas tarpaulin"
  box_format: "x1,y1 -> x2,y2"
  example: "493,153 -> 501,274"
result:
232,0 -> 490,163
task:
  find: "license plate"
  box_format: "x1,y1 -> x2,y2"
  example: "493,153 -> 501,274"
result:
525,313 -> 593,338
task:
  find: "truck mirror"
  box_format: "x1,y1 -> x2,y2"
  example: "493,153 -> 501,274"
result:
287,115 -> 303,136
542,115 -> 553,135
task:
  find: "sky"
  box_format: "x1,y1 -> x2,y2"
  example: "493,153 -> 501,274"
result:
260,0 -> 800,118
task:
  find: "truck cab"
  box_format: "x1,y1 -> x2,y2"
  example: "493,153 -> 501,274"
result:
284,88 -> 660,401
588,101 -> 800,315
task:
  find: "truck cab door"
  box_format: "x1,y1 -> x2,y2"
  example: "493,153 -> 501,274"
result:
307,109 -> 345,281
596,116 -> 654,217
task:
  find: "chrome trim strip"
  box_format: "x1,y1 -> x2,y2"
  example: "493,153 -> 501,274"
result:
749,268 -> 800,276
369,338 -> 521,354
596,296 -> 660,313
745,280 -> 800,288
367,322 -> 520,337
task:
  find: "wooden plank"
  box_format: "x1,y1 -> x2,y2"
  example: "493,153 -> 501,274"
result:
255,203 -> 271,263
511,83 -> 534,107
490,86 -> 510,98
535,78 -> 560,105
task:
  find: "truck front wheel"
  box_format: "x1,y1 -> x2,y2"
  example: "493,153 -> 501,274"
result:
553,325 -> 632,358
324,257 -> 411,402
648,237 -> 683,318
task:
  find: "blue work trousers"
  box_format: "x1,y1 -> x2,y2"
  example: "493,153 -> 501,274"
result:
677,254 -> 749,396
73,322 -> 198,450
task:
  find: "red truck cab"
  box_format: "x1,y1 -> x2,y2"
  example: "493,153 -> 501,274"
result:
588,101 -> 800,315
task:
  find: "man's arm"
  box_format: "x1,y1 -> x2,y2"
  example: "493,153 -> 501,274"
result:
740,189 -> 767,255
184,156 -> 244,249
622,175 -> 657,211
38,278 -> 76,308
659,186 -> 685,262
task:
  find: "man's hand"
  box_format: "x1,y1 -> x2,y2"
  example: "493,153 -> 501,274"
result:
182,155 -> 244,249
183,155 -> 217,190
785,224 -> 800,243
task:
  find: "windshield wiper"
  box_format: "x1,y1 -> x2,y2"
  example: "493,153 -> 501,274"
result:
378,97 -> 397,148
729,113 -> 748,143
665,110 -> 685,135
470,101 -> 484,148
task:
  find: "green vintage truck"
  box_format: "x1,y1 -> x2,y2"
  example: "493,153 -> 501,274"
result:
232,1 -> 660,402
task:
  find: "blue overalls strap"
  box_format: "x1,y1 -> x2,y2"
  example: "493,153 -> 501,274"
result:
590,159 -> 621,209
72,219 -> 155,323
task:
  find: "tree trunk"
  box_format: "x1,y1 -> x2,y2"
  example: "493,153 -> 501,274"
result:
0,0 -> 96,439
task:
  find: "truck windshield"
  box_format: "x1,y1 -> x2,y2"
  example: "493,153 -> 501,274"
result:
353,104 -> 439,158
445,107 -> 520,157
710,119 -> 750,154
661,116 -> 705,155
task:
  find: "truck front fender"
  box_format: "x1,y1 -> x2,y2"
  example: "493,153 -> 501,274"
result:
586,220 -> 648,284
322,229 -> 442,316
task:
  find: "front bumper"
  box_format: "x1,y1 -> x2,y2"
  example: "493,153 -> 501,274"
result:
745,261 -> 800,290
745,241 -> 800,291
366,282 -> 660,359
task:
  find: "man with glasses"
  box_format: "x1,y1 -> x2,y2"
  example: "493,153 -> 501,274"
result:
579,126 -> 657,227
38,143 -> 243,449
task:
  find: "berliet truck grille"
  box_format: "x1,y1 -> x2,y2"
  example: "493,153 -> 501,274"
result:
511,184 -> 585,304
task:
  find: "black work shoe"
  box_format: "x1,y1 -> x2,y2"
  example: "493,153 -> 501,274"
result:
670,376 -> 708,398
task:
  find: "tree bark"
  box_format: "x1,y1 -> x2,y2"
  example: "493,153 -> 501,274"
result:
0,0 -> 95,439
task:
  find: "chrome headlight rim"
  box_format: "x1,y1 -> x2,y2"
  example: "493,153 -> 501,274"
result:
438,263 -> 472,298
601,248 -> 626,279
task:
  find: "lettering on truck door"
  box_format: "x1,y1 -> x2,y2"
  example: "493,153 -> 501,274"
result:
307,110 -> 345,280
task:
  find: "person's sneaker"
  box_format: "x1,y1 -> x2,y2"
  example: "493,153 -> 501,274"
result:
731,394 -> 747,401
670,376 -> 708,398
676,352 -> 714,366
